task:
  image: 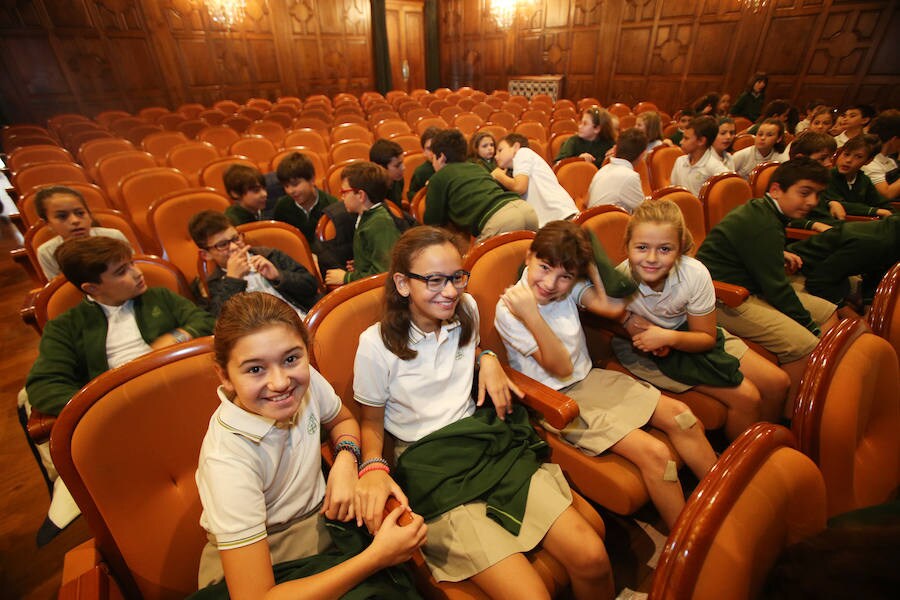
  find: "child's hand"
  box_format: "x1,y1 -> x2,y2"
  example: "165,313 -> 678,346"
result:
345,259 -> 355,272
783,251 -> 803,274
477,352 -> 522,420
354,471 -> 409,534
501,284 -> 539,322
325,269 -> 347,285
579,153 -> 594,162
876,209 -> 893,218
249,254 -> 279,281
225,251 -> 251,279
322,451 -> 357,522
623,312 -> 652,337
367,506 -> 427,568
651,346 -> 671,357
811,222 -> 832,232
828,201 -> 846,220
632,325 -> 674,353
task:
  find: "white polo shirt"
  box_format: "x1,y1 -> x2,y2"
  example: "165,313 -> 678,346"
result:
732,146 -> 786,179
95,298 -> 153,368
513,147 -> 578,225
670,148 -> 732,196
586,157 -> 645,213
37,227 -> 129,280
862,153 -> 898,186
354,294 -> 479,442
834,132 -> 849,148
615,256 -> 715,329
494,270 -> 592,391
196,367 -> 342,550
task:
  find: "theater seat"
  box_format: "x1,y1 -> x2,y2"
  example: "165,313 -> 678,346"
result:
651,423 -> 827,600
868,262 -> 900,357
698,172 -> 753,231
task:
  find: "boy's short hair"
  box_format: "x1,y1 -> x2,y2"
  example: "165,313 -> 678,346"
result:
678,108 -> 696,121
688,116 -> 718,147
420,126 -> 442,147
615,128 -> 648,162
35,185 -> 87,221
275,152 -> 314,183
342,161 -> 389,203
430,129 -> 467,163
789,131 -> 837,159
223,164 -> 265,198
841,134 -> 881,160
369,139 -> 403,167
530,220 -> 593,277
502,133 -> 529,148
769,157 -> 829,192
845,104 -> 876,121
188,210 -> 232,248
868,110 -> 900,143
56,236 -> 133,289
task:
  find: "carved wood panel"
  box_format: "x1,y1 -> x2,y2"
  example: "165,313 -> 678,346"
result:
438,0 -> 899,113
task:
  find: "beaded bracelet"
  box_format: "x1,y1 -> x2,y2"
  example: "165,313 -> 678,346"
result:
334,440 -> 361,464
358,456 -> 390,473
478,349 -> 498,361
358,463 -> 391,477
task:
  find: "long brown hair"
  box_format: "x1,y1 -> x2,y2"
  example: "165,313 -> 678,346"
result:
381,226 -> 475,360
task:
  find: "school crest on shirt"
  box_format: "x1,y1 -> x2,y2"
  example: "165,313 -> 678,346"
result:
307,413 -> 318,434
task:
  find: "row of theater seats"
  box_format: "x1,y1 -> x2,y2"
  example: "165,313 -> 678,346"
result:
49,230 -> 900,599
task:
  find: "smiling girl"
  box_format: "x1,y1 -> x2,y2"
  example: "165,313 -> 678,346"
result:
732,118 -> 787,179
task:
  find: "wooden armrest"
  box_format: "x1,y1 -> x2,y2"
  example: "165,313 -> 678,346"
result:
60,539 -> 115,600
27,407 -> 56,444
9,211 -> 26,235
712,280 -> 750,308
786,227 -> 817,240
11,247 -> 42,285
20,287 -> 41,335
502,365 -> 579,430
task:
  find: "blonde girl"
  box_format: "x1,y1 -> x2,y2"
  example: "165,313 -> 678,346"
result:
354,227 -> 613,600
195,292 -> 426,598
553,106 -> 616,167
636,111 -> 665,153
614,201 -> 790,439
468,130 -> 497,172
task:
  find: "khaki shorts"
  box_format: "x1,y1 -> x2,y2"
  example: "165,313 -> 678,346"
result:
477,200 -> 539,242
715,289 -> 836,363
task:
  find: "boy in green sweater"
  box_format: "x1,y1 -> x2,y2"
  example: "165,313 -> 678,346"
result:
23,236 -> 214,542
223,164 -> 267,225
406,126 -> 441,201
822,135 -> 893,219
369,138 -> 405,205
324,161 -> 401,285
272,151 -> 339,245
695,158 -> 839,403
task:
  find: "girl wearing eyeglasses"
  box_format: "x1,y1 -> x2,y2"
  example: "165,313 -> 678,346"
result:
353,226 -> 614,600
553,106 -> 616,168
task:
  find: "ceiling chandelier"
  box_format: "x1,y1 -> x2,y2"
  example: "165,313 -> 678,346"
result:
206,0 -> 246,28
739,0 -> 769,13
489,0 -> 538,29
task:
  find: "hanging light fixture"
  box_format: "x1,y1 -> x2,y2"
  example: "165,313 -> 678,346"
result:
489,0 -> 538,29
739,0 -> 769,13
206,0 -> 246,28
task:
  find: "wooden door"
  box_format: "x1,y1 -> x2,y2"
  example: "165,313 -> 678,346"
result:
385,0 -> 425,92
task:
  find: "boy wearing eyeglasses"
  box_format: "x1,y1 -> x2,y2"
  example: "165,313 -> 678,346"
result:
188,210 -> 321,317
324,161 -> 402,286
223,164 -> 268,226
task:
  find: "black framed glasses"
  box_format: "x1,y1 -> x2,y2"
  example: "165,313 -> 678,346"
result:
206,232 -> 244,252
405,269 -> 470,292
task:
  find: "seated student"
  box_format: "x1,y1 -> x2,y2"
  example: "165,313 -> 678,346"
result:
834,104 -> 875,148
33,185 -> 130,280
586,128 -> 648,213
667,109 -> 695,147
406,126 -> 441,201
354,227 -> 615,599
324,162 -> 402,286
468,130 -> 497,172
732,117 -> 788,179
188,210 -> 321,317
272,151 -> 339,245
23,236 -> 214,543
195,292 -> 426,596
730,73 -> 768,122
223,164 -> 268,226
695,158 -> 839,402
613,201 -> 790,439
823,134 -> 893,219
670,116 -> 732,196
863,109 -> 900,200
712,118 -> 737,171
692,92 -> 721,117
635,111 -> 665,153
492,133 -> 579,226
369,139 -> 405,205
785,132 -> 842,231
554,106 -> 617,167
494,221 -> 717,529
744,99 -> 791,135
424,128 -> 537,242
795,100 -> 827,135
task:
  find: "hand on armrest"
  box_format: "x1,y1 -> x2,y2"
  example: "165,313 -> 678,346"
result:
501,365 -> 579,430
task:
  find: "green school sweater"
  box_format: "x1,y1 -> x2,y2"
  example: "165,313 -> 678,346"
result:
822,168 -> 892,217
25,288 -> 215,415
345,204 -> 401,283
731,91 -> 765,122
554,135 -> 614,168
272,189 -> 338,245
695,195 -> 820,335
424,161 -> 518,236
387,178 -> 404,205
224,204 -> 259,226
406,160 -> 435,201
